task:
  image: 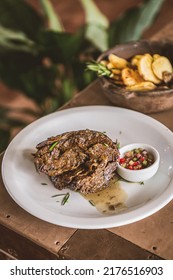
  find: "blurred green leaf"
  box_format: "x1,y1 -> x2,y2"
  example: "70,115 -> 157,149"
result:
38,28 -> 86,62
0,0 -> 44,40
80,0 -> 109,51
80,0 -> 108,27
72,60 -> 97,91
0,118 -> 27,127
40,0 -> 64,32
0,54 -> 58,104
0,25 -> 37,54
86,24 -> 109,52
0,106 -> 10,116
15,108 -> 41,118
62,78 -> 75,102
0,129 -> 10,153
109,0 -> 164,46
0,106 -> 35,151
0,106 -> 40,118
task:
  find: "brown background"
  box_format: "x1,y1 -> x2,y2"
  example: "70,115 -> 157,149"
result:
0,0 -> 172,118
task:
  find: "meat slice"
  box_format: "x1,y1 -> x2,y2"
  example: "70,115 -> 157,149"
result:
34,129 -> 119,194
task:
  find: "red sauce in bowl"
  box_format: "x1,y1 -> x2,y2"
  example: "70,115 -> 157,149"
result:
119,148 -> 154,170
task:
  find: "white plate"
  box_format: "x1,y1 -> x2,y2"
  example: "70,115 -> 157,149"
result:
1,106 -> 173,229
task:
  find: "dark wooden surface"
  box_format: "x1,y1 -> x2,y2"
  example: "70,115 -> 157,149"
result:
58,229 -> 162,260
0,224 -> 58,260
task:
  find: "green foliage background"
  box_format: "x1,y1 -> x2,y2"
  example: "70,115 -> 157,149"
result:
0,0 -> 164,152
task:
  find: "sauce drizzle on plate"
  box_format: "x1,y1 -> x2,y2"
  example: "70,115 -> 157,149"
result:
83,177 -> 128,215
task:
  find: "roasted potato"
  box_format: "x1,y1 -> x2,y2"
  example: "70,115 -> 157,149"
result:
138,53 -> 161,84
108,54 -> 128,69
126,81 -> 156,91
153,54 -> 160,61
131,55 -> 143,67
121,67 -> 144,86
152,56 -> 173,80
89,51 -> 173,91
100,60 -> 108,66
107,62 -> 121,75
111,68 -> 121,75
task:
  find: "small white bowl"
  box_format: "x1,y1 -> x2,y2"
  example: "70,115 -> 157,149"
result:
117,143 -> 160,182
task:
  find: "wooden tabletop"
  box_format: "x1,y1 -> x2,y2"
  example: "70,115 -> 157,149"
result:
1,21 -> 173,260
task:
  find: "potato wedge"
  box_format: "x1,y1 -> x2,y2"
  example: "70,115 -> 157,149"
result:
108,54 -> 128,69
107,62 -> 121,74
152,56 -> 173,80
112,74 -> 122,81
126,81 -> 156,91
138,53 -> 161,84
121,67 -> 144,86
131,55 -> 143,67
100,60 -> 108,66
153,54 -> 160,61
111,68 -> 121,75
107,62 -> 114,69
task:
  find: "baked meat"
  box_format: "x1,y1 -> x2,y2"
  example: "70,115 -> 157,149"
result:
34,129 -> 119,194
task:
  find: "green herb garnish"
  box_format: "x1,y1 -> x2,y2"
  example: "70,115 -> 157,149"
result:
86,61 -> 113,77
61,192 -> 70,205
117,141 -> 120,149
41,183 -> 48,185
49,141 -> 59,151
89,200 -> 95,206
51,193 -> 67,198
103,142 -> 109,147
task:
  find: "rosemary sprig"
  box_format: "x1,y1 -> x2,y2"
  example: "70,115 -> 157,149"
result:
51,193 -> 67,198
89,200 -> 95,206
51,192 -> 70,205
61,192 -> 70,205
86,60 -> 113,77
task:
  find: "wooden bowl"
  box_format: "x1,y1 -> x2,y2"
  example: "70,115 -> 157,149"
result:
98,40 -> 173,113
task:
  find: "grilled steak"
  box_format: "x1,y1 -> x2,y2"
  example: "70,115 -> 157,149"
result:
34,129 -> 119,194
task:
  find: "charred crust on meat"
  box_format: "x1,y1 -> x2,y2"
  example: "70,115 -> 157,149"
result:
34,129 -> 119,194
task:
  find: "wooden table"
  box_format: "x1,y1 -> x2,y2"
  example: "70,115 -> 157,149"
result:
1,22 -> 173,260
